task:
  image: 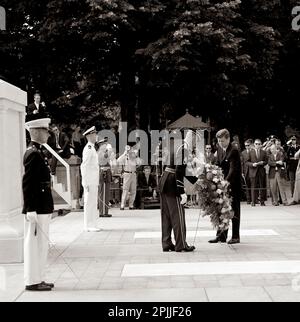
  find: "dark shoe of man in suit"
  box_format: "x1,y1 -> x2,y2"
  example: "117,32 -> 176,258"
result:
176,245 -> 195,252
209,237 -> 227,244
163,244 -> 176,252
251,202 -> 256,207
100,214 -> 112,217
25,283 -> 52,291
42,281 -> 54,288
260,202 -> 266,206
227,238 -> 240,245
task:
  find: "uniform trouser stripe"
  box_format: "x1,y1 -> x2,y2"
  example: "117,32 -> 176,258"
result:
176,197 -> 187,249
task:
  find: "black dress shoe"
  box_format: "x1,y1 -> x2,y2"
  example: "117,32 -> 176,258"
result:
42,281 -> 54,288
260,202 -> 266,206
120,208 -> 125,211
163,245 -> 176,252
176,246 -> 195,252
100,214 -> 112,217
251,203 -> 256,207
227,238 -> 240,245
208,238 -> 226,244
129,207 -> 135,210
25,283 -> 52,291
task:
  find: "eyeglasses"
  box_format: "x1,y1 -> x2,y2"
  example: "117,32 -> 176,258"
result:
255,143 -> 262,145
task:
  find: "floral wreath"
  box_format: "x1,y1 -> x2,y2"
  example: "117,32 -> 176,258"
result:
194,163 -> 233,231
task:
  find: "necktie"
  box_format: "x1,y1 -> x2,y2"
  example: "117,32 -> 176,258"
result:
256,149 -> 260,160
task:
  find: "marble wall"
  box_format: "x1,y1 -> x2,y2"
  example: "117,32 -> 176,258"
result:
0,80 -> 27,263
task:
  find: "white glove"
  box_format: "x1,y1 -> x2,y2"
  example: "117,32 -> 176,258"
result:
180,193 -> 187,205
26,212 -> 38,223
153,190 -> 157,199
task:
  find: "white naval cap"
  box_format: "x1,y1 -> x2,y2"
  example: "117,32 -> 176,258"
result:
83,126 -> 97,136
25,118 -> 51,131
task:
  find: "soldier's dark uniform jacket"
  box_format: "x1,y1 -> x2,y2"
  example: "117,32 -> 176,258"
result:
159,142 -> 197,252
22,142 -> 54,215
159,145 -> 197,196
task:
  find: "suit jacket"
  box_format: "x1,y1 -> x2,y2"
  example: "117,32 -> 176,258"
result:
22,142 -> 54,215
268,152 -> 287,179
138,173 -> 157,190
26,103 -> 47,121
246,149 -> 268,179
48,131 -> 71,159
241,149 -> 252,177
286,145 -> 300,172
216,143 -> 242,196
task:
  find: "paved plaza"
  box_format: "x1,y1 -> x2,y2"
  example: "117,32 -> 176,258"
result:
1,203 -> 300,302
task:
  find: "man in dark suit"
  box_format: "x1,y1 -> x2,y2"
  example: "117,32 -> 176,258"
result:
136,166 -> 158,208
23,118 -> 54,292
159,136 -> 196,252
26,92 -> 48,121
241,139 -> 253,204
47,125 -> 71,175
246,139 -> 268,206
209,129 -> 242,245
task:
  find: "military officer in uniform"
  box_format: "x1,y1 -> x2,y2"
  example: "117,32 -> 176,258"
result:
159,135 -> 196,253
81,126 -> 101,232
117,143 -> 140,210
97,138 -> 113,218
23,118 -> 54,291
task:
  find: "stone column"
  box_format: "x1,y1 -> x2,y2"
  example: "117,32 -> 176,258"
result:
0,80 -> 27,263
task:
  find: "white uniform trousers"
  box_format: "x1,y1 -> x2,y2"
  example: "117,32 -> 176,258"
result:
121,173 -> 137,208
24,214 -> 51,286
84,185 -> 99,230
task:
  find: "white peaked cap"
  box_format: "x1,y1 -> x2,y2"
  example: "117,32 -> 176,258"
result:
83,126 -> 97,136
25,118 -> 51,131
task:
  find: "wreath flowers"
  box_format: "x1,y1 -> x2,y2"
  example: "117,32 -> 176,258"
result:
194,163 -> 233,231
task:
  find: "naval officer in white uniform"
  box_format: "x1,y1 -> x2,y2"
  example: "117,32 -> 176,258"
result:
81,126 -> 101,232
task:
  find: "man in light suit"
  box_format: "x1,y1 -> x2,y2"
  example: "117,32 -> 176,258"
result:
204,145 -> 216,165
81,126 -> 101,232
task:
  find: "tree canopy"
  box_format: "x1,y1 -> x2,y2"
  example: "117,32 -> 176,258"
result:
0,0 -> 299,138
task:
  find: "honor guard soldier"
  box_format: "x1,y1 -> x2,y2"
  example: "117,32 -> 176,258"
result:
159,134 -> 196,253
23,118 -> 54,291
97,138 -> 113,218
81,126 -> 101,232
117,143 -> 140,210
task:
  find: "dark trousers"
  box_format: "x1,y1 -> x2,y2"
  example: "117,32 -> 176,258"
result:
244,175 -> 251,203
289,170 -> 296,196
98,169 -> 112,215
217,194 -> 241,241
160,193 -> 188,251
250,173 -> 266,204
